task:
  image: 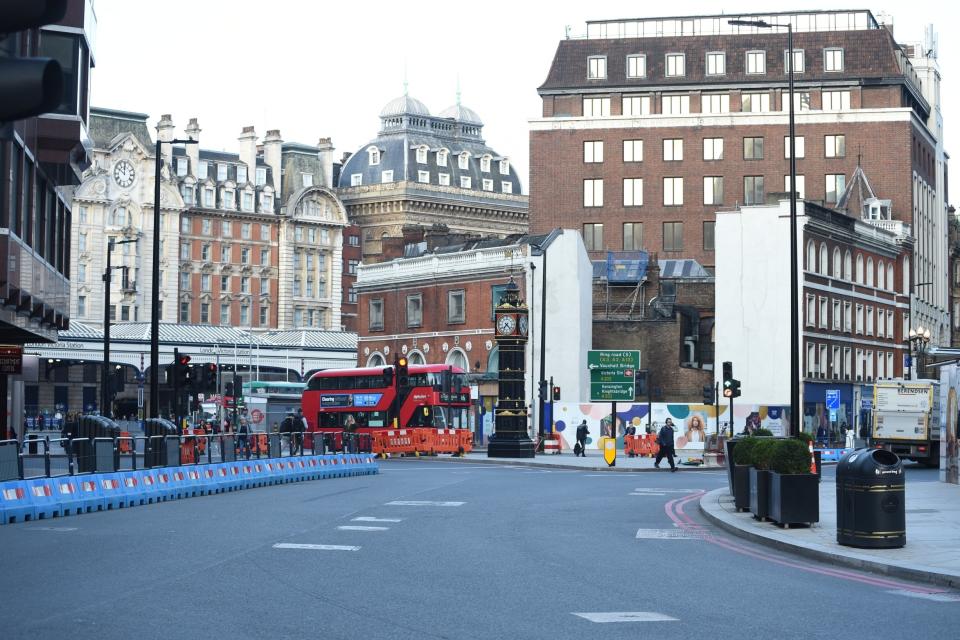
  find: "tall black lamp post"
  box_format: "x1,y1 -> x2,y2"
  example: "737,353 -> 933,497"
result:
907,326 -> 932,380
529,240 -> 549,440
729,18 -> 799,436
102,237 -> 138,416
150,137 -> 197,419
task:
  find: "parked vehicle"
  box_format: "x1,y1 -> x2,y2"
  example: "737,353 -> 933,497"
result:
872,379 -> 940,466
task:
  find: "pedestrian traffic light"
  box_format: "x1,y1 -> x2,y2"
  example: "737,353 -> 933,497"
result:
0,1 -> 67,123
224,380 -> 235,397
202,362 -> 217,393
396,356 -> 409,387
176,354 -> 192,389
552,385 -> 561,401
702,384 -> 714,405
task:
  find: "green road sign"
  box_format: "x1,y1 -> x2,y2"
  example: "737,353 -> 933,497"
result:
588,350 -> 640,402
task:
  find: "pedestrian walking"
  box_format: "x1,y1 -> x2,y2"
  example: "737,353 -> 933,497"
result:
280,412 -> 296,454
294,408 -> 308,455
237,414 -> 251,459
575,419 -> 589,457
655,418 -> 678,471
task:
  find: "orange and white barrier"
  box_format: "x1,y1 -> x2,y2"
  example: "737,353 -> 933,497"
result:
543,433 -> 562,454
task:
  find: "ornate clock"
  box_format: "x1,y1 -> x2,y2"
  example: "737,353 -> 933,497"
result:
113,160 -> 136,188
489,277 -> 535,458
496,313 -> 516,335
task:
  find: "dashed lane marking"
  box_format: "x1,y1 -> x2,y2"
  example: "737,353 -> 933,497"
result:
337,525 -> 389,532
385,500 -> 465,507
636,528 -> 706,540
573,612 -> 679,623
352,517 -> 402,523
273,543 -> 361,551
31,526 -> 78,532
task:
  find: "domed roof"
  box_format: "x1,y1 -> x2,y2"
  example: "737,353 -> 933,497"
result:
380,94 -> 431,118
439,103 -> 483,126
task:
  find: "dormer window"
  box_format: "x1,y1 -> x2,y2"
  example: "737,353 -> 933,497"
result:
746,50 -> 766,75
261,193 -> 273,212
198,161 -> 208,180
502,181 -> 513,194
242,192 -> 254,212
458,152 -> 470,170
367,146 -> 381,166
499,159 -> 510,175
482,179 -> 493,191
437,149 -> 448,167
587,56 -> 607,79
217,163 -> 228,181
176,158 -> 187,177
480,156 -> 491,173
416,146 -> 429,164
460,176 -> 472,189
203,187 -> 214,207
255,167 -> 267,186
236,165 -> 247,184
351,173 -> 362,186
222,189 -> 234,209
382,170 -> 394,183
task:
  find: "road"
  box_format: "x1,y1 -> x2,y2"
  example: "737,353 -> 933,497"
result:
0,461 -> 955,639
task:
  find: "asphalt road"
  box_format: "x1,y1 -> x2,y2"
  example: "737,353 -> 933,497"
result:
0,461 -> 955,640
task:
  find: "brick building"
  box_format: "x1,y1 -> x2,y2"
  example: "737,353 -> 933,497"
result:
531,10 -> 949,347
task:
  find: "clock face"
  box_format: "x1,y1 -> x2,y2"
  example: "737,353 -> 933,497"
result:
518,315 -> 528,336
114,160 -> 136,188
496,314 -> 516,335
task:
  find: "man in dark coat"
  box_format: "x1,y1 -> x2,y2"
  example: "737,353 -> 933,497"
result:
575,420 -> 589,457
655,418 -> 678,471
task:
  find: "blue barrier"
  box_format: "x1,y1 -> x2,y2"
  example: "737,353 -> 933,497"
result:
291,459 -> 309,482
77,477 -> 106,512
184,468 -> 205,496
218,463 -> 243,492
199,466 -> 222,494
97,474 -> 126,510
152,469 -> 179,501
53,477 -> 86,516
170,469 -> 196,499
1,481 -> 36,523
238,461 -> 258,489
124,471 -> 156,505
111,472 -> 141,508
26,478 -> 63,519
303,457 -> 320,481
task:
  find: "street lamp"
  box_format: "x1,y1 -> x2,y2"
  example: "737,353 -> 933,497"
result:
150,137 -> 198,419
906,281 -> 933,380
102,236 -> 138,417
907,326 -> 932,380
729,18 -> 799,436
529,240 -> 549,442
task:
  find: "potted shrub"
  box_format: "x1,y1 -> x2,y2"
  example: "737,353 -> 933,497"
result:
731,437 -> 757,512
768,438 -> 820,527
795,431 -> 821,478
754,427 -> 774,436
749,439 -> 776,520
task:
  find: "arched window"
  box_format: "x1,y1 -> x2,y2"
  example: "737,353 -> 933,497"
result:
833,248 -> 842,279
806,240 -> 816,272
408,350 -> 425,365
487,345 -> 499,373
844,250 -> 852,281
902,256 -> 910,294
877,262 -> 886,290
887,263 -> 895,292
856,254 -> 864,284
819,243 -> 828,276
366,146 -> 381,166
366,353 -> 385,367
446,348 -> 469,372
866,257 -> 874,287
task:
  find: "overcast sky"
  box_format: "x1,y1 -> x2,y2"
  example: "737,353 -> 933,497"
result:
92,1 -> 955,197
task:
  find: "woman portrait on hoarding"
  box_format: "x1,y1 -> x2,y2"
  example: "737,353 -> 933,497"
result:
685,414 -> 707,443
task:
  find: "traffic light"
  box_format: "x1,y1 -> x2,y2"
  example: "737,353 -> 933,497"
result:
176,354 -> 192,389
538,380 -> 548,401
722,361 -> 742,399
729,379 -> 741,398
224,380 -> 235,397
202,362 -> 217,393
0,1 -> 67,122
396,356 -> 409,387
552,385 -> 561,402
702,384 -> 715,405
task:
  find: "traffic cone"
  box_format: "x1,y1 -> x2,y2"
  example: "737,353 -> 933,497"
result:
808,440 -> 816,474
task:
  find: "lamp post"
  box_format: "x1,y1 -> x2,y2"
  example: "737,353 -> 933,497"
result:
529,240 -> 549,441
907,326 -> 932,380
102,237 -> 138,417
150,137 -> 198,419
905,281 -> 933,380
730,18 -> 799,436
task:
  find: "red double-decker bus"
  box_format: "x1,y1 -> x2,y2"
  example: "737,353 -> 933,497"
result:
301,364 -> 471,438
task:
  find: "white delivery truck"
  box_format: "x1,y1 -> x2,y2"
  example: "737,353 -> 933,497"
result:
872,379 -> 940,466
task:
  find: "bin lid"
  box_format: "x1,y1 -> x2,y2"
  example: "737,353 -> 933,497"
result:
838,448 -> 902,479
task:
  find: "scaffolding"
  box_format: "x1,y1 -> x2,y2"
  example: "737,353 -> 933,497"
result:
594,251 -> 655,320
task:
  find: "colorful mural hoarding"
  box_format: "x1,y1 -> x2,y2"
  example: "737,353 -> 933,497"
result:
549,401 -> 790,454
938,366 -> 960,484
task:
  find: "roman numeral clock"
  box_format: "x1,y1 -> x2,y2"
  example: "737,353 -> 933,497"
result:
488,278 -> 535,458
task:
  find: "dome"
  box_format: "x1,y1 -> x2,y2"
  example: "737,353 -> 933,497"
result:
380,94 -> 431,118
439,103 -> 483,126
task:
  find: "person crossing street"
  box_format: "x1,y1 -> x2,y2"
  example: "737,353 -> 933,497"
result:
655,418 -> 678,472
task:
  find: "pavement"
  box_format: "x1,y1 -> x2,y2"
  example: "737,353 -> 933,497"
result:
408,448 -> 960,590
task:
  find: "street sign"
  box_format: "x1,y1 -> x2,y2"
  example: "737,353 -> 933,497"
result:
602,436 -> 616,467
826,389 -> 840,411
0,345 -> 23,374
588,350 -> 641,402
829,409 -> 838,422
861,398 -> 873,411
137,387 -> 144,408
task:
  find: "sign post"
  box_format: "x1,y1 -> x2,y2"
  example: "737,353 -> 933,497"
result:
589,350 -> 640,468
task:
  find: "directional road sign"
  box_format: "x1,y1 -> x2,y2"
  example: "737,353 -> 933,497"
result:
826,389 -> 840,411
588,350 -> 641,402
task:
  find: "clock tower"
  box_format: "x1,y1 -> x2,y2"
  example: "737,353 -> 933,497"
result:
488,278 -> 535,458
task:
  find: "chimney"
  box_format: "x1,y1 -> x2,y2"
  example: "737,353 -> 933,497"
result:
156,114 -> 174,166
317,137 -> 334,187
263,129 -> 283,200
184,117 -> 201,177
238,125 -> 258,184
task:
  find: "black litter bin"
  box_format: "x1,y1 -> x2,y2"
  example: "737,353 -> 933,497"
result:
836,448 -> 905,548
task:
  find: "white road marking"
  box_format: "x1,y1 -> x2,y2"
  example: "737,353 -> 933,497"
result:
337,525 -> 389,531
634,488 -> 696,493
273,543 -> 360,551
636,528 -> 705,540
352,517 -> 402,523
573,612 -> 679,623
32,526 -> 78,532
629,492 -> 667,496
386,500 -> 465,507
887,590 -> 960,602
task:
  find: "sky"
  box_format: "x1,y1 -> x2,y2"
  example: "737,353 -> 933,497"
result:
91,1 -> 957,196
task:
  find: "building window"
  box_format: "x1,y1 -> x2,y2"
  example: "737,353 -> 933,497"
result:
79,206 -> 88,223
623,140 -> 643,162
347,288 -> 357,304
622,95 -> 651,116
406,294 -> 422,328
200,243 -> 211,261
198,162 -> 208,180
198,303 -> 208,324
825,135 -> 846,158
181,184 -> 194,205
77,296 -> 86,317
460,176 -> 472,189
220,303 -> 230,325
351,173 -> 362,186
583,97 -> 611,117
220,275 -> 229,291
588,55 -> 607,79
458,153 -> 470,170
805,295 -> 816,326
703,177 -> 723,205
180,242 -> 191,260
180,302 -> 189,323
240,247 -> 250,264
437,150 -> 448,167
703,138 -> 723,161
663,177 -> 683,206
368,147 -> 381,166
584,141 -> 603,163
200,218 -> 211,235
241,276 -> 250,294
785,48 -> 805,73
215,164 -> 227,181
241,223 -> 251,239
348,259 -> 359,275
888,311 -> 895,338
438,173 -> 450,186
663,139 -> 683,162
261,194 -> 273,212
832,299 -> 841,330
221,220 -> 231,237
661,95 -> 689,115
741,92 -> 770,113
825,174 -> 846,203
259,305 -> 268,326
255,167 -> 267,185
448,290 -> 465,324
499,159 -> 510,175
237,165 -> 247,184
77,263 -> 86,282
822,90 -> 850,111
238,304 -> 249,325
665,53 -> 685,77
260,224 -> 270,241
626,54 -> 646,78
623,178 -> 643,206
743,137 -> 764,160
482,179 -> 494,191
784,175 -> 805,199
382,170 -> 394,183
856,304 -> 864,334
706,52 -> 725,75
348,235 -> 359,247
583,179 -> 603,207
180,271 -> 190,289
241,192 -> 254,212
501,181 -> 513,194
866,305 -> 874,335
418,170 -> 430,184
744,176 -> 764,205
824,48 -> 844,72
819,297 -> 829,328
181,217 -> 191,233
663,222 -> 683,252
623,223 -> 642,250
416,146 -> 428,164
746,50 -> 766,74
783,90 -> 812,112
223,190 -> 235,209
201,274 -> 211,292
703,221 -> 715,252
866,258 -> 875,287
220,245 -> 230,262
582,223 -> 603,251
784,136 -> 805,158
702,94 -> 730,114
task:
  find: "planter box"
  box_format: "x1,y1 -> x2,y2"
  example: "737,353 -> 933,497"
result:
725,438 -> 740,496
749,467 -> 770,521
768,472 -> 820,527
733,465 -> 752,512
